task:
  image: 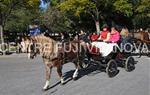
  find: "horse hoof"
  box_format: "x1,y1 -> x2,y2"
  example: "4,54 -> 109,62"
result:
61,82 -> 65,85
42,88 -> 49,91
60,79 -> 65,85
42,89 -> 47,92
42,86 -> 49,91
73,77 -> 78,81
60,81 -> 65,85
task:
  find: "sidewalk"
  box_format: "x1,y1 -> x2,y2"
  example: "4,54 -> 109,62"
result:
0,53 -> 28,58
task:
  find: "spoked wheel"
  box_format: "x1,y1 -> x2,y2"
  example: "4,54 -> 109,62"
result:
106,59 -> 118,78
79,60 -> 89,69
125,56 -> 135,72
78,53 -> 89,69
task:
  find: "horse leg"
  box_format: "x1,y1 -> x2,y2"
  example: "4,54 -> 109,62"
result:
56,64 -> 65,85
73,68 -> 79,80
138,42 -> 143,58
72,62 -> 79,80
43,62 -> 52,90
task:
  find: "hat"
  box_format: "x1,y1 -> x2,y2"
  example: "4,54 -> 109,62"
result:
102,24 -> 109,29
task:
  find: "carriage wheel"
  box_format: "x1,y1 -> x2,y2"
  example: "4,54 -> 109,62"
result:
125,56 -> 135,72
106,59 -> 118,78
79,59 -> 90,69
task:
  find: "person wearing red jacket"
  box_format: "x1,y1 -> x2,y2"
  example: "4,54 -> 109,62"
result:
98,26 -> 110,42
90,32 -> 99,41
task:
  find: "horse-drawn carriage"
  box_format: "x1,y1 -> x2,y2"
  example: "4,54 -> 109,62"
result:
79,40 -> 136,78
22,33 -> 136,90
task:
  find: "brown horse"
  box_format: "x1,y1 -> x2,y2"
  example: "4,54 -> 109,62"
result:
22,34 -> 82,91
129,31 -> 150,42
129,31 -> 150,56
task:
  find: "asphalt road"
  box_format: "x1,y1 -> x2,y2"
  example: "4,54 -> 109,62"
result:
0,54 -> 149,95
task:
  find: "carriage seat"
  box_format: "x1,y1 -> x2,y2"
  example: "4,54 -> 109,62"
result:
90,42 -> 118,57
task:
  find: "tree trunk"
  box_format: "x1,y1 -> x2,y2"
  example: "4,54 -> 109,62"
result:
88,7 -> 100,35
0,25 -> 5,55
95,21 -> 100,35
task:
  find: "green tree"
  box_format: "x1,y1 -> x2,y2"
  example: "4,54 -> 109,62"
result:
59,0 -> 119,33
0,0 -> 40,29
133,0 -> 150,28
59,0 -> 101,33
113,0 -> 133,17
41,5 -> 74,33
114,0 -> 150,28
5,8 -> 39,33
0,0 -> 40,54
42,0 -> 150,35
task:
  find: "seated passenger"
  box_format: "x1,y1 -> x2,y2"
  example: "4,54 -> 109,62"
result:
91,26 -> 120,57
79,30 -> 86,41
109,27 -> 120,43
120,27 -> 129,38
90,32 -> 99,41
120,27 -> 130,51
98,26 -> 110,42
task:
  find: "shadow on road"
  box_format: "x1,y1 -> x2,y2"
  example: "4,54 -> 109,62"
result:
44,64 -> 104,92
64,64 -> 106,81
45,56 -> 140,92
131,53 -> 150,58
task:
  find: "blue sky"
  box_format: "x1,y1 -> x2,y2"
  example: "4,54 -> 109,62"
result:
39,0 -> 49,9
